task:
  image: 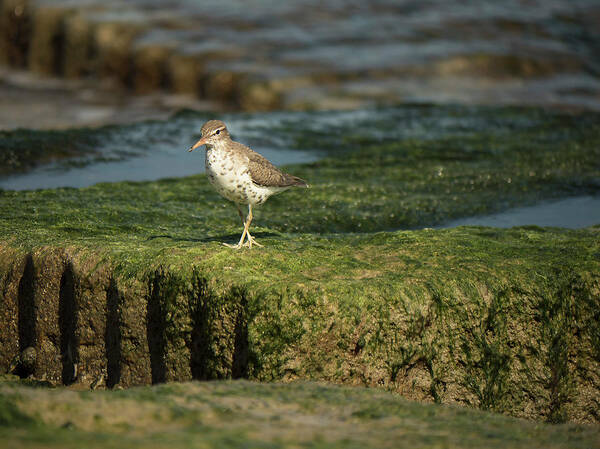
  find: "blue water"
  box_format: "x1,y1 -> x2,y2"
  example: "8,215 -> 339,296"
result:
438,196 -> 600,229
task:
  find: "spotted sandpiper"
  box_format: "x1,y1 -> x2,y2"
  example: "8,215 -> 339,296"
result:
189,120 -> 308,249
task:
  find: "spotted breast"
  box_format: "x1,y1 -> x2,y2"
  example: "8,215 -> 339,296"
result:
205,145 -> 285,206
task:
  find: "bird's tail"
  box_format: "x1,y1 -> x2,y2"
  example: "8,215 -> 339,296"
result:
287,175 -> 309,188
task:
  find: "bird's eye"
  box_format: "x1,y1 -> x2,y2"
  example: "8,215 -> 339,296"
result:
215,129 -> 220,135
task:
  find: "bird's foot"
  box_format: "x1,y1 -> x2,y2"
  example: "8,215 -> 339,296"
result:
222,238 -> 262,249
223,220 -> 263,249
242,240 -> 263,248
244,233 -> 263,248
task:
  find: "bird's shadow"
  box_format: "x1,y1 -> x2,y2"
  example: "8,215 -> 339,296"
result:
147,230 -> 279,244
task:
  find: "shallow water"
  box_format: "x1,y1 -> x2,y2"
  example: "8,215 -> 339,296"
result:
0,112 -> 322,190
439,196 -> 600,229
0,106 -> 541,191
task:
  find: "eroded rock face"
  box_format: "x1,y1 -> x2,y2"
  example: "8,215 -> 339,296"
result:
0,248 -> 94,385
1,0 -> 600,112
0,233 -> 598,424
0,249 -> 248,389
27,5 -> 70,75
0,0 -> 32,68
0,247 -> 25,374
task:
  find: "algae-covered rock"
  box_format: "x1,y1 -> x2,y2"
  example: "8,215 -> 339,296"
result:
92,20 -> 145,87
27,5 -> 72,75
167,52 -> 204,96
0,127 -> 100,174
1,379 -> 599,449
132,44 -> 171,94
0,0 -> 32,68
0,105 -> 599,424
0,246 -> 25,373
2,0 -> 600,111
62,11 -> 94,78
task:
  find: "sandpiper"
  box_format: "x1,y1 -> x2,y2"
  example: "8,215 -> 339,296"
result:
188,120 -> 308,249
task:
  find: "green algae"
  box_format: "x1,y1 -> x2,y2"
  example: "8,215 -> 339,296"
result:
1,214 -> 598,422
0,105 -> 599,424
0,127 -> 101,174
1,379 -> 599,449
2,105 -> 599,230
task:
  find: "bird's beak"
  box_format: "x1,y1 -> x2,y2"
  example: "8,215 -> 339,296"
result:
188,137 -> 207,152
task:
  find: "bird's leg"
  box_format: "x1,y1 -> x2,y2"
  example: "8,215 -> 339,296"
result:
223,205 -> 249,249
243,204 -> 263,248
224,222 -> 248,249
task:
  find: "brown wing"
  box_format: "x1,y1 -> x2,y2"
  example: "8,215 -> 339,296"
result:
234,142 -> 308,188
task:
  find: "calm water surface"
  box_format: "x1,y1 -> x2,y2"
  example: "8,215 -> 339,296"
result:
439,196 -> 600,229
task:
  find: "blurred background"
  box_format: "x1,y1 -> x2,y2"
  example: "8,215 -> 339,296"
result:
1,0 -> 599,130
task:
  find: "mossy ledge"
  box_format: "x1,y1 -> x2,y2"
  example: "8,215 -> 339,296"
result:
1,379 -> 599,449
1,105 -> 599,424
0,226 -> 599,424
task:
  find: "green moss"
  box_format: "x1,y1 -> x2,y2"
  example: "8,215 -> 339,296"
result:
0,128 -> 102,174
1,106 -> 599,241
0,395 -> 36,428
1,380 -> 599,449
4,223 -> 598,421
0,105 -> 599,423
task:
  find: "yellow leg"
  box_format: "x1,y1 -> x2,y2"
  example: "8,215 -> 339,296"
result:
224,204 -> 262,249
224,205 -> 248,249
243,204 -> 263,248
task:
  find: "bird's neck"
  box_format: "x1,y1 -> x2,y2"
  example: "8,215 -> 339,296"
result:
207,138 -> 233,153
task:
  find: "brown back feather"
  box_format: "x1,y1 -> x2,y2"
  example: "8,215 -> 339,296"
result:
232,141 -> 308,188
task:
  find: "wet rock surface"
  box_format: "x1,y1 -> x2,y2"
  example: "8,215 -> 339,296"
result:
0,66 -> 216,130
1,104 -> 598,204
0,105 -> 599,424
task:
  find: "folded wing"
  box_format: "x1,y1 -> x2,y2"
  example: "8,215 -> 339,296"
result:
239,143 -> 308,188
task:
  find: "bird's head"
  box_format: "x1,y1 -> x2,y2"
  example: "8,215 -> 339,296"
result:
188,120 -> 230,151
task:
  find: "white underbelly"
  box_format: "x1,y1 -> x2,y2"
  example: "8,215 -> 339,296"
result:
205,149 -> 282,205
